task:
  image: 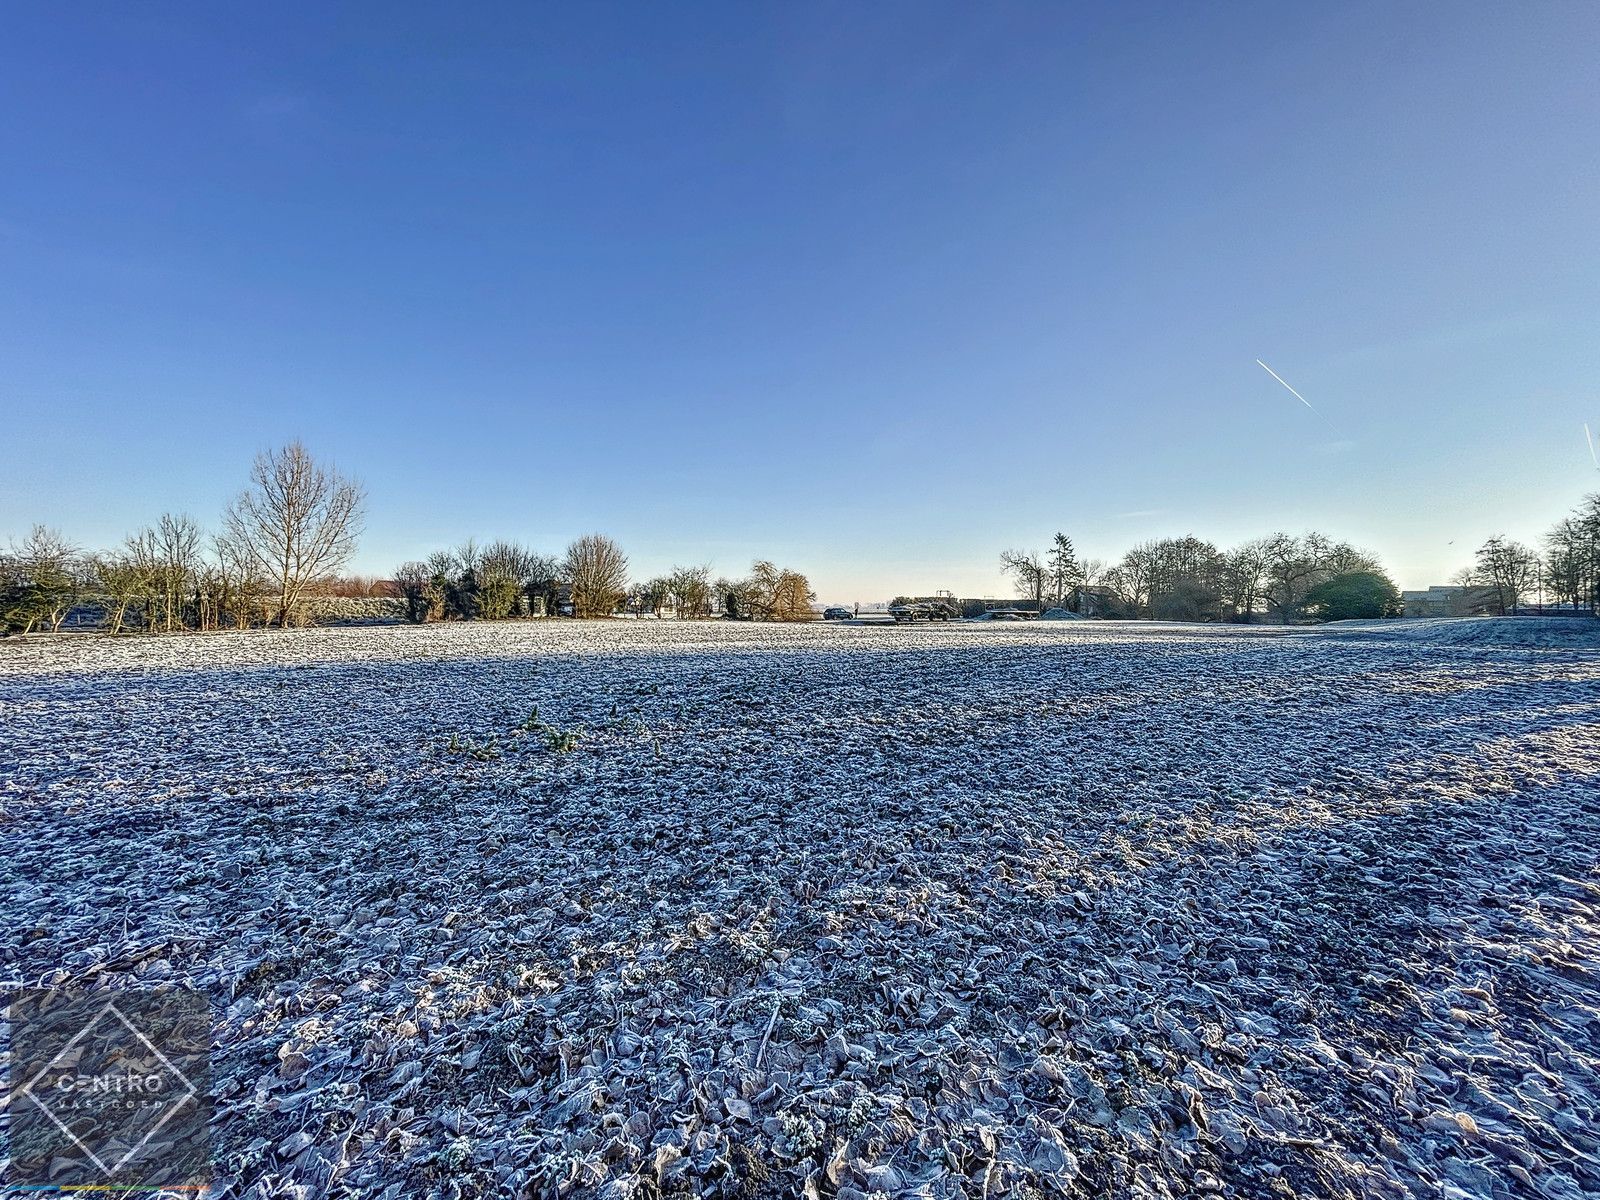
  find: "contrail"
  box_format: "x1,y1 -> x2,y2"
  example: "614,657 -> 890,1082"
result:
1256,359 -> 1321,416
1587,422 -> 1598,469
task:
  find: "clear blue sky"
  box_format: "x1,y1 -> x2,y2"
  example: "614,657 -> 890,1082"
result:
3,2 -> 1596,602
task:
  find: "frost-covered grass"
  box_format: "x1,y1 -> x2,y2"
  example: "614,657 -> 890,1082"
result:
2,617 -> 1598,1199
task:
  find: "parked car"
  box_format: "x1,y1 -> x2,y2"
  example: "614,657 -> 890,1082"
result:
822,607 -> 853,621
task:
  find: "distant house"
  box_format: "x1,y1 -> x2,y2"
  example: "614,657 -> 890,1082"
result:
1401,585 -> 1497,618
1072,585 -> 1122,617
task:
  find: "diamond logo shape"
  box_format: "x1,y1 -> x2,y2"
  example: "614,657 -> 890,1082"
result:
7,988 -> 211,1188
17,998 -> 199,1174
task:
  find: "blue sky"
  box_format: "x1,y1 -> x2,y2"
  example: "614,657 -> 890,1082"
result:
2,2 -> 1596,602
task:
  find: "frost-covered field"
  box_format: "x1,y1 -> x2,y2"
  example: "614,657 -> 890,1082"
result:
3,618 -> 1599,1200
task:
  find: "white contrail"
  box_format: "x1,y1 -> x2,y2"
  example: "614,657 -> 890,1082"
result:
1255,359 -> 1320,416
1256,358 -> 1342,437
1587,422 -> 1598,469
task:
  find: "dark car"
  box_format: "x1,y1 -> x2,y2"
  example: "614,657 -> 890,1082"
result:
822,607 -> 853,621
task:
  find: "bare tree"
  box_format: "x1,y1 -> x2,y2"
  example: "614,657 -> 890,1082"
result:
1579,494 -> 1600,613
1,528 -> 84,640
632,576 -> 671,617
211,531 -> 263,629
1544,518 -> 1583,610
999,548 -> 1047,607
1543,513 -> 1596,612
564,534 -> 628,618
1256,532 -> 1380,623
1115,542 -> 1159,617
1324,542 -> 1382,577
740,560 -> 816,621
1472,536 -> 1539,615
2,526 -> 84,633
1220,539 -> 1269,623
1261,533 -> 1329,624
223,441 -> 365,627
93,551 -> 150,634
127,513 -> 203,632
1146,536 -> 1224,621
667,564 -> 714,618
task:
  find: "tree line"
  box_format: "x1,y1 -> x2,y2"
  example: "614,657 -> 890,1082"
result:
1455,492 -> 1600,614
1003,493 -> 1600,624
392,539 -> 815,623
8,439 -> 1596,635
2,442 -> 365,635
1001,531 -> 1400,622
1,441 -> 818,635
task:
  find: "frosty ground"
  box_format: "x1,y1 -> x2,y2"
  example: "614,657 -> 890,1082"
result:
2,618 -> 1598,1200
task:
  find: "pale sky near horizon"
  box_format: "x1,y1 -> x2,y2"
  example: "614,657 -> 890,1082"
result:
2,2 -> 1597,604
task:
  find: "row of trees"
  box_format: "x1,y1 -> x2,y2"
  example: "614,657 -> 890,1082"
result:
3,440 -> 823,636
1004,493 -> 1600,624
392,538 -> 816,623
623,561 -> 815,621
393,535 -> 646,621
394,541 -> 567,623
14,435 -> 1592,636
1002,531 -> 1400,622
1456,493 -> 1600,614
2,442 -> 365,635
999,534 -> 1102,611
